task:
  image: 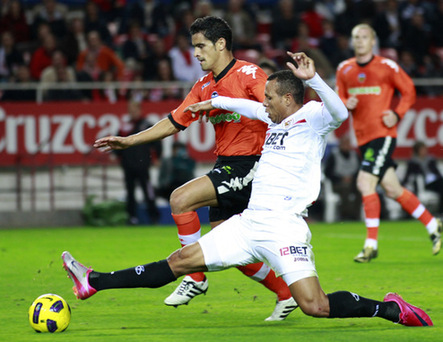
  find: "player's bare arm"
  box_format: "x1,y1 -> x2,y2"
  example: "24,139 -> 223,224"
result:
382,110 -> 399,128
93,117 -> 179,152
286,52 -> 315,80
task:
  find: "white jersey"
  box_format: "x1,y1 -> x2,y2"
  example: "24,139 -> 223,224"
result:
212,73 -> 347,215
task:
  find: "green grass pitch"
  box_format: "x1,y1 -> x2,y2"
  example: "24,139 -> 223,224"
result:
0,220 -> 441,342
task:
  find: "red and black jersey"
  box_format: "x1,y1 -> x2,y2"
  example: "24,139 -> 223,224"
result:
336,55 -> 416,147
168,59 -> 268,157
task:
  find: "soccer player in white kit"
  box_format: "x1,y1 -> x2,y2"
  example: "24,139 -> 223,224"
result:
62,52 -> 432,326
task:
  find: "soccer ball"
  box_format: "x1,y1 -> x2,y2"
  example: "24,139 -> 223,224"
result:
28,294 -> 71,333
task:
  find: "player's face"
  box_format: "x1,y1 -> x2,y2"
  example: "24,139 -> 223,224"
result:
128,102 -> 141,120
351,27 -> 375,57
192,32 -> 219,72
263,80 -> 287,124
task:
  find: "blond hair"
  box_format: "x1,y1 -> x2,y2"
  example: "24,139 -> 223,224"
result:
351,23 -> 377,39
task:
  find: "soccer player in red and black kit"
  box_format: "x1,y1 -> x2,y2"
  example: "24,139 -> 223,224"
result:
335,23 -> 441,263
94,16 -> 297,320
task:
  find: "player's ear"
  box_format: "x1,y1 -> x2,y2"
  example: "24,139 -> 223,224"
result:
284,93 -> 292,105
217,38 -> 226,51
350,37 -> 355,50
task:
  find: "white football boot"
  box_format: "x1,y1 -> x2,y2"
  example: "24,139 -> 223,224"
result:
265,297 -> 299,321
164,275 -> 208,307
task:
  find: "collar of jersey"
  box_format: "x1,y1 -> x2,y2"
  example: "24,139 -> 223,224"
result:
279,111 -> 305,128
214,59 -> 237,83
357,55 -> 375,67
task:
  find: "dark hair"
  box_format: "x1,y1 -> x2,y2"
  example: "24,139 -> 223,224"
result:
259,61 -> 278,73
173,141 -> 187,150
267,70 -> 304,104
190,16 -> 233,51
413,141 -> 426,155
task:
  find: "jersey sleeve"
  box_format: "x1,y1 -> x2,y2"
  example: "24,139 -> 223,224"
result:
335,61 -> 349,104
305,73 -> 348,135
169,81 -> 203,129
212,96 -> 269,122
391,64 -> 416,118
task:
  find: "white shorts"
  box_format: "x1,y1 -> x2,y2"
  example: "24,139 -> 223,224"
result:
198,209 -> 318,286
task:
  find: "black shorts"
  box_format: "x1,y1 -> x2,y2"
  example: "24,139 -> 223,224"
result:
359,137 -> 397,180
207,155 -> 260,222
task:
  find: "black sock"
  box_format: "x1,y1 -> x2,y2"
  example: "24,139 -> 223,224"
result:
327,291 -> 400,322
89,259 -> 177,291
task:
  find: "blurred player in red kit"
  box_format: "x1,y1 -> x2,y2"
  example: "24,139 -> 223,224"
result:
335,23 -> 441,263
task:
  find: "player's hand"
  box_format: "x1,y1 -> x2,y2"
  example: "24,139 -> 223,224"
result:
184,99 -> 214,123
93,136 -> 131,152
346,96 -> 358,110
286,52 -> 316,80
382,110 -> 398,128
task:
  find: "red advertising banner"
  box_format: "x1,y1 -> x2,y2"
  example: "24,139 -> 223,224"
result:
394,97 -> 443,158
0,101 -> 216,166
0,97 -> 442,167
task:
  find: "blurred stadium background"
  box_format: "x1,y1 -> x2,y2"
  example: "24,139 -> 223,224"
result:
1,0 -> 442,228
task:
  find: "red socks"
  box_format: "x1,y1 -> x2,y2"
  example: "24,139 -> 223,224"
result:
361,189 -> 437,244
362,193 -> 380,242
237,263 -> 292,301
172,211 -> 205,282
396,189 -> 433,226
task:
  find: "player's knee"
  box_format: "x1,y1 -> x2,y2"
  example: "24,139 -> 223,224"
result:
384,188 -> 397,199
297,296 -> 329,317
356,176 -> 376,195
382,183 -> 403,199
166,250 -> 185,277
356,176 -> 366,193
167,248 -> 193,276
170,188 -> 190,214
356,181 -> 369,195
167,244 -> 206,276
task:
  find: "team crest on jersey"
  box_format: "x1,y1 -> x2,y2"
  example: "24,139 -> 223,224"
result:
284,118 -> 306,128
201,81 -> 210,90
211,91 -> 219,98
284,118 -> 293,128
358,72 -> 366,83
237,65 -> 257,79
